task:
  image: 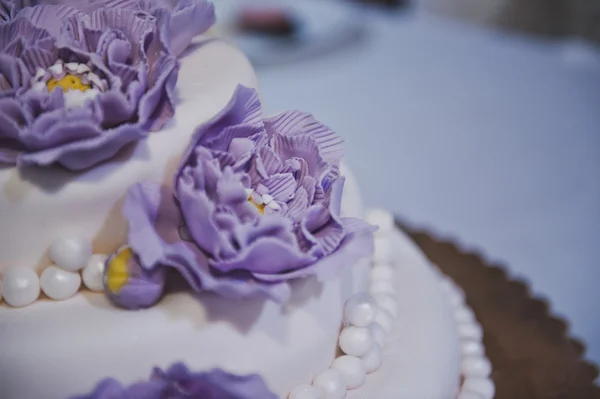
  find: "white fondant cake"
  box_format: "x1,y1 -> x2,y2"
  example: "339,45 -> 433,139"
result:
0,9 -> 467,399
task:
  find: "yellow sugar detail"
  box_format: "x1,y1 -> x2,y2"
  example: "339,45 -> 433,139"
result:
106,247 -> 133,293
47,75 -> 91,92
248,197 -> 265,215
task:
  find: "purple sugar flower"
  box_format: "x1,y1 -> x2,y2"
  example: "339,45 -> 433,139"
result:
72,363 -> 278,399
0,1 -> 214,170
106,85 -> 375,308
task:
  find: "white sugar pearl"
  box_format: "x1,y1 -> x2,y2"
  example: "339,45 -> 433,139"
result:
40,266 -> 81,301
462,356 -> 492,378
462,377 -> 495,399
366,208 -> 394,232
461,340 -> 485,357
458,322 -> 483,341
360,343 -> 382,373
373,293 -> 398,317
374,308 -> 394,333
368,322 -> 386,348
82,254 -> 108,292
1,267 -> 40,307
458,391 -> 485,399
288,385 -> 325,399
371,264 -> 394,282
331,355 -> 366,390
339,326 -> 374,357
369,280 -> 395,295
49,236 -> 92,272
312,369 -> 346,399
455,307 -> 476,324
343,293 -> 378,327
373,236 -> 394,263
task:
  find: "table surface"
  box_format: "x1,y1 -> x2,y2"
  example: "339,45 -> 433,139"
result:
247,7 -> 600,369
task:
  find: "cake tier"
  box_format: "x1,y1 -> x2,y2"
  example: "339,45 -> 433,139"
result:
0,36 -> 257,273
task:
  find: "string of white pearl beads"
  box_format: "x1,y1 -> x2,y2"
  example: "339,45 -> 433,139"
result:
339,326 -> 374,357
312,369 -> 347,399
360,343 -> 383,373
82,254 -> 108,292
49,236 -> 92,272
288,385 -> 326,399
343,293 -> 378,327
1,267 -> 40,307
331,355 -> 366,390
373,235 -> 394,264
40,266 -> 81,301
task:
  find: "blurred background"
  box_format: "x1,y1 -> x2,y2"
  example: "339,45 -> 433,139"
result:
214,0 -> 600,379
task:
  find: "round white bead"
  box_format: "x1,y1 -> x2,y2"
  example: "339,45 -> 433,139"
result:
40,266 -> 81,301
455,307 -> 476,324
343,293 -> 378,327
288,385 -> 325,399
448,286 -> 465,308
462,356 -> 492,378
462,377 -> 495,399
312,369 -> 347,399
461,340 -> 485,357
331,355 -> 366,389
49,236 -> 92,272
371,264 -> 394,282
458,391 -> 485,399
1,267 -> 40,307
368,322 -> 386,348
369,280 -> 395,295
373,293 -> 398,317
82,254 -> 108,292
360,343 -> 382,373
339,326 -> 374,357
373,308 -> 394,333
373,236 -> 394,264
366,208 -> 394,232
458,322 -> 484,341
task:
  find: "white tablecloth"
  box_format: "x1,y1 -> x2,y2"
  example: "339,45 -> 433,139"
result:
253,10 -> 600,368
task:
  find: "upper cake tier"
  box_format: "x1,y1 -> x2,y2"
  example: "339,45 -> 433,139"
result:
0,36 -> 258,273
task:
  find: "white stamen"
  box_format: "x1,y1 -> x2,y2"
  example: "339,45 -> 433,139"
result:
267,201 -> 281,211
244,188 -> 253,198
34,68 -> 46,82
63,88 -> 100,109
65,62 -> 79,72
77,64 -> 91,74
262,194 -> 274,204
86,72 -> 103,90
30,81 -> 48,92
48,63 -> 64,77
251,192 -> 263,205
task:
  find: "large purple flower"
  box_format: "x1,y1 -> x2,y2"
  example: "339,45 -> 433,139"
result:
0,0 -> 214,170
106,85 -> 375,309
72,363 -> 278,399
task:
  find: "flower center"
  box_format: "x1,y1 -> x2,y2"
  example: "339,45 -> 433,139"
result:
106,246 -> 133,293
245,189 -> 280,215
47,75 -> 91,92
248,197 -> 266,215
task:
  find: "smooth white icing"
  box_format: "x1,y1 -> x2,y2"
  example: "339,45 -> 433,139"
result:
0,36 -> 258,273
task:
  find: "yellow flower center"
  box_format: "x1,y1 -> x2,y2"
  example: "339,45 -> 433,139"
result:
106,247 -> 133,293
47,75 -> 91,92
248,197 -> 265,215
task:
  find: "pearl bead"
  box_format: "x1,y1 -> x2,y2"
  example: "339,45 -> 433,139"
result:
40,266 -> 81,301
461,340 -> 484,357
458,391 -> 485,399
462,377 -> 495,399
82,254 -> 108,292
343,293 -> 378,327
339,326 -> 374,357
368,322 -> 386,348
458,322 -> 483,341
331,355 -> 366,390
448,287 -> 465,308
374,308 -> 394,333
360,343 -> 382,373
455,307 -> 475,324
462,356 -> 492,378
49,236 -> 92,272
312,369 -> 346,399
366,208 -> 394,232
373,236 -> 394,264
1,267 -> 40,307
369,280 -> 395,295
371,264 -> 395,281
288,385 -> 325,399
373,293 -> 398,317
